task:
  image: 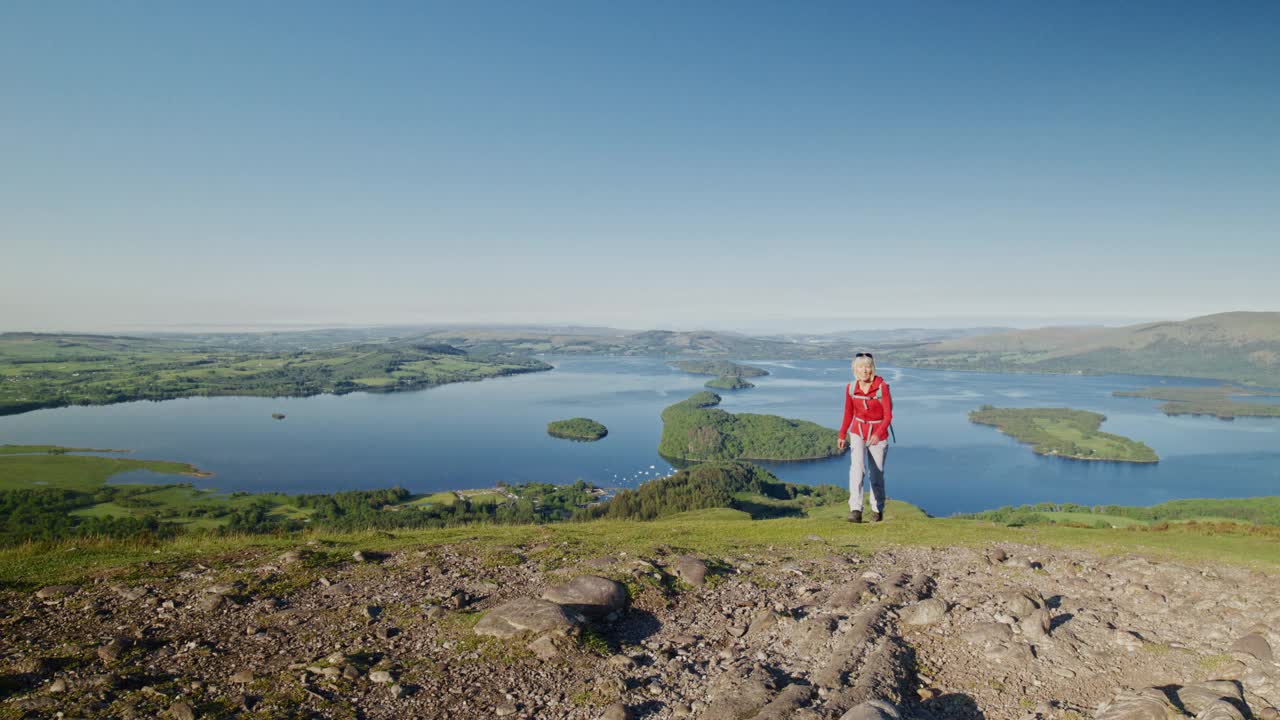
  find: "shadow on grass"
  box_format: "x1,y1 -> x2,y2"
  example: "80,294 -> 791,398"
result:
731,499 -> 806,520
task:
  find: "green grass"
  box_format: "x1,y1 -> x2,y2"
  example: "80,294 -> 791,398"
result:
409,492 -> 460,507
1037,511 -> 1149,528
2,498 -> 1277,590
464,492 -> 508,508
0,454 -> 203,491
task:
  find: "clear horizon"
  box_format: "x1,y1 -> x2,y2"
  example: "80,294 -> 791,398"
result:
4,3 -> 1278,330
0,312 -> 1234,337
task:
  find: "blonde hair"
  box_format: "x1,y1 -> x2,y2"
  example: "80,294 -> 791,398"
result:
852,355 -> 876,376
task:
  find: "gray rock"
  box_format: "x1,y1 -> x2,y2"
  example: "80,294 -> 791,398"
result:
1111,628 -> 1145,651
1230,633 -> 1273,662
541,575 -> 628,617
1196,700 -> 1245,720
826,580 -> 875,611
840,699 -> 903,720
113,585 -> 148,602
999,590 -> 1042,618
1175,681 -> 1244,715
672,555 -> 708,587
901,598 -> 947,626
369,670 -> 394,683
98,638 -> 130,664
197,593 -> 227,612
752,684 -> 814,720
168,701 -> 196,720
986,547 -> 1009,564
527,634 -> 561,660
1095,687 -> 1177,720
601,702 -> 633,720
1020,608 -> 1052,640
984,642 -> 1034,664
474,598 -> 585,639
230,669 -> 254,683
47,678 -> 67,694
35,585 -> 79,600
961,622 -> 1013,646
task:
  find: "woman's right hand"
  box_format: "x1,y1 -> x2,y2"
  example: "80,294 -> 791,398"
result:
837,435 -> 847,450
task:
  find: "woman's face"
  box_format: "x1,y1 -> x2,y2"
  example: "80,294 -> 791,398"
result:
854,363 -> 874,382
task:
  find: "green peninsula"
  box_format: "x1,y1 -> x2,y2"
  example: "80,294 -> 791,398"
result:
546,417 -> 609,441
969,406 -> 1158,463
1114,386 -> 1280,420
672,360 -> 769,378
0,333 -> 551,416
0,448 -> 605,544
705,375 -> 755,390
658,391 -> 841,462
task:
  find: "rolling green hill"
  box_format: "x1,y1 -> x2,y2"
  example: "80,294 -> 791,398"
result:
884,312 -> 1280,387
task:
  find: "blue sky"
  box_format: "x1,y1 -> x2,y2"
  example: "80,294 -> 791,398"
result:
3,1 -> 1278,332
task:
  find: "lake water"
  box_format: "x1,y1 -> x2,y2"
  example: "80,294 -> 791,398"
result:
2,357 -> 1277,516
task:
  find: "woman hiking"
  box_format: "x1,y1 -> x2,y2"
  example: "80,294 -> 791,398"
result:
837,352 -> 893,523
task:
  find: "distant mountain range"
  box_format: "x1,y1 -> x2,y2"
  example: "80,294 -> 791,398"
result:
881,312 -> 1280,387
9,311 -> 1277,389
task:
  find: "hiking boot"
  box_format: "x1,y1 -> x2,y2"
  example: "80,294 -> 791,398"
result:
847,510 -> 862,523
872,510 -> 883,522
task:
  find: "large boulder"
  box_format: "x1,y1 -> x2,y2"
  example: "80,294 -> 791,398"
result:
671,555 -> 708,587
1175,681 -> 1244,715
474,598 -> 585,639
1230,633 -> 1273,662
1095,687 -> 1178,720
901,598 -> 948,626
998,590 -> 1042,618
840,699 -> 902,720
541,576 -> 627,618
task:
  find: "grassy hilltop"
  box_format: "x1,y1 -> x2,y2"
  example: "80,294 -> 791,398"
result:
2,454 -> 1278,592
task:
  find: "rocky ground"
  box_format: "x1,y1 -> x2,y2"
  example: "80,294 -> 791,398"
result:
1,537 -> 1277,720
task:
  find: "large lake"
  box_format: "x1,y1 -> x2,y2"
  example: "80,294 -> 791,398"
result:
2,357 -> 1277,516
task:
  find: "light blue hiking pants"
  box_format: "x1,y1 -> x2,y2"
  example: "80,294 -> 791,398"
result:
848,435 -> 888,512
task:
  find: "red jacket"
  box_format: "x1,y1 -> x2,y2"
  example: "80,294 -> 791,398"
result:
839,376 -> 893,442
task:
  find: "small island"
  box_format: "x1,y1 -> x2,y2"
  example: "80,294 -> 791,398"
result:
546,417 -> 609,441
658,391 -> 841,462
1114,386 -> 1280,420
272,412 -> 287,420
705,375 -> 755,390
969,405 -> 1158,463
671,360 -> 769,378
